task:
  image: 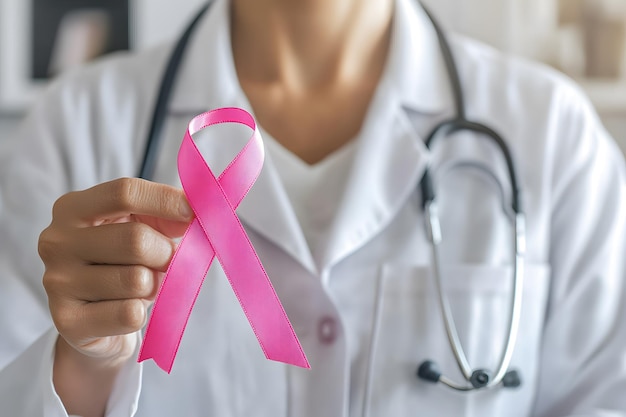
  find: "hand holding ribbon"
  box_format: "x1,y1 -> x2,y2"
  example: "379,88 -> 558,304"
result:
138,107 -> 310,373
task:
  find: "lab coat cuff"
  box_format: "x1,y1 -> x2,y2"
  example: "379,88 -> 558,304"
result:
43,329 -> 143,417
39,328 -> 66,416
0,328 -> 73,416
17,327 -> 67,416
105,332 -> 143,417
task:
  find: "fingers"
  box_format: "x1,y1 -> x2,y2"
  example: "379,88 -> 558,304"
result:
40,220 -> 177,272
40,177 -> 189,360
132,215 -> 190,240
53,178 -> 193,226
51,298 -> 149,341
45,265 -> 160,302
70,223 -> 176,270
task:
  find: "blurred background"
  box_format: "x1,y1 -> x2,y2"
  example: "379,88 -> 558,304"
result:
1,0 -> 625,155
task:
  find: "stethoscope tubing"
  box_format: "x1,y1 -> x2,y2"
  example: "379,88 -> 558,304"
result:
418,1 -> 526,391
138,3 -> 211,180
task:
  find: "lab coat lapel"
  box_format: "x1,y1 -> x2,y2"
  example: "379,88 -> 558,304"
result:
166,0 -> 317,274
163,0 -> 451,274
318,96 -> 431,270
318,0 -> 452,270
236,154 -> 318,274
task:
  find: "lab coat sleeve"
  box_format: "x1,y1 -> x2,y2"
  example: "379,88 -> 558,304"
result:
0,327 -> 143,417
0,328 -> 69,416
0,65 -> 148,415
532,85 -> 626,416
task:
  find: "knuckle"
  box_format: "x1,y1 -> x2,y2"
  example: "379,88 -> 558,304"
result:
118,299 -> 146,331
38,228 -> 62,262
125,223 -> 152,259
126,266 -> 152,296
110,178 -> 138,211
42,271 -> 63,295
51,193 -> 72,220
50,302 -> 76,336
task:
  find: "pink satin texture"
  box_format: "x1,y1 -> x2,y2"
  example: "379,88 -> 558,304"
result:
138,107 -> 310,373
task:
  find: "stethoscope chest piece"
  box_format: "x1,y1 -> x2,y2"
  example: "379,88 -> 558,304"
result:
417,360 -> 522,391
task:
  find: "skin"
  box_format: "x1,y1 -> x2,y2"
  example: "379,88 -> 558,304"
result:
40,0 -> 394,416
41,179 -> 192,416
233,0 -> 393,164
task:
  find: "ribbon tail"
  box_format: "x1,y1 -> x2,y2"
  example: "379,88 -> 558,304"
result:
138,219 -> 215,373
192,182 -> 310,369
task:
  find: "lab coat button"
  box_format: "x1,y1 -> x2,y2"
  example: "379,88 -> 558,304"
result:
318,317 -> 337,344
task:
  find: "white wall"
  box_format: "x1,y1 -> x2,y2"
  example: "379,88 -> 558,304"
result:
0,0 -> 205,134
422,0 -> 626,153
0,115 -> 20,142
0,0 -> 205,110
604,115 -> 626,154
422,0 -> 560,61
1,0 -> 625,154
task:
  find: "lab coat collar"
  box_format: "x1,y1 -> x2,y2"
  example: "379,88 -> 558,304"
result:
318,89 -> 430,271
387,0 -> 453,114
168,0 -> 318,272
165,0 -> 443,274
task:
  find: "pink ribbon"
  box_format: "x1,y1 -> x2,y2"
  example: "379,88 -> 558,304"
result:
138,107 -> 310,373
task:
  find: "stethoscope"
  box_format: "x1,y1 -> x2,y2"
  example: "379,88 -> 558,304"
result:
138,1 -> 525,393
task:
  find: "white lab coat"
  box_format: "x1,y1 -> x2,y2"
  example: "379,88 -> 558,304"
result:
0,0 -> 625,415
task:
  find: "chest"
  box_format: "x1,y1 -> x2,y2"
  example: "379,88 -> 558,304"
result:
135,173 -> 551,417
132,104 -> 552,417
241,81 -> 378,165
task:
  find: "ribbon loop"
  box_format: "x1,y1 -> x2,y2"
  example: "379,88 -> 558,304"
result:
139,107 -> 310,373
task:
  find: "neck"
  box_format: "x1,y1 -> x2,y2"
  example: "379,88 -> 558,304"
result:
231,0 -> 394,91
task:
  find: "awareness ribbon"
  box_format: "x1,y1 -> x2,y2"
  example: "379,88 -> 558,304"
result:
138,107 -> 310,373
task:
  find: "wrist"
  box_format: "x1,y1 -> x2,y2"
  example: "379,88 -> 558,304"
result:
53,335 -> 136,417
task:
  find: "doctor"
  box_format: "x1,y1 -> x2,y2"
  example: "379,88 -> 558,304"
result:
0,0 -> 625,415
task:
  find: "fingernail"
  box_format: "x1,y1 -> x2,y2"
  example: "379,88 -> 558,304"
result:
180,201 -> 193,219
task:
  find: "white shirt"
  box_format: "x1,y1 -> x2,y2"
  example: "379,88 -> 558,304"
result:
265,132 -> 357,266
0,0 -> 625,415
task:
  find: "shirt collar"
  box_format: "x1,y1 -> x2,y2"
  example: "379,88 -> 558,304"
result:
168,0 -> 452,115
385,0 -> 453,114
164,0 -> 446,271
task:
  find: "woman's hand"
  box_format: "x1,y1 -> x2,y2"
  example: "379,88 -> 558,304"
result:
38,178 -> 192,416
